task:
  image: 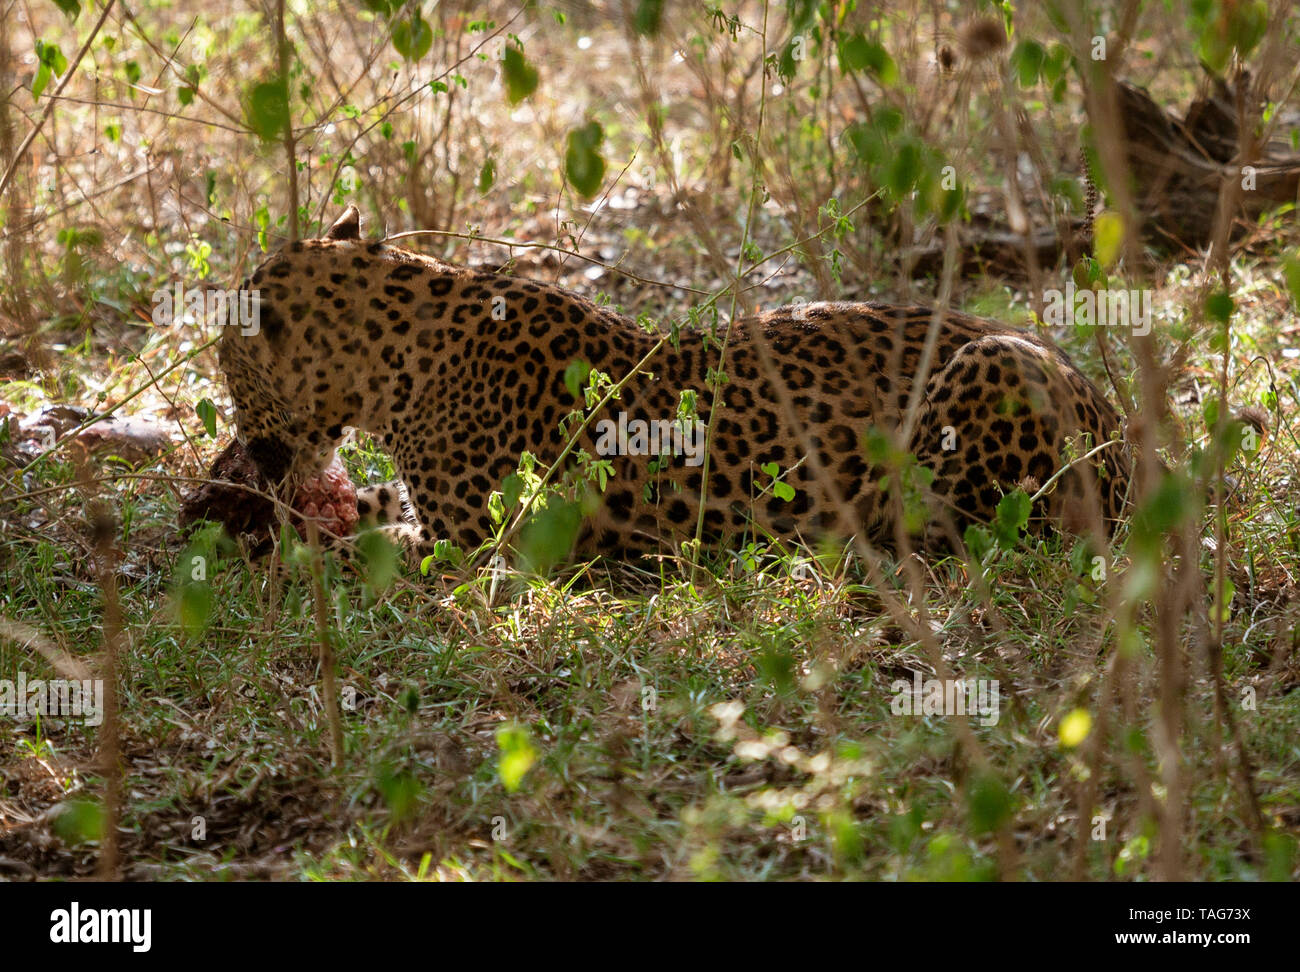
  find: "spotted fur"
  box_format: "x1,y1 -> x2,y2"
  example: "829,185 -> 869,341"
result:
217,206 -> 1130,559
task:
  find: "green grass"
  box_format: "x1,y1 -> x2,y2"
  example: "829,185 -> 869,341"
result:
3,470 -> 1297,880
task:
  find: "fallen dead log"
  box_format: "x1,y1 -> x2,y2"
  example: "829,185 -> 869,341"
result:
906,77 -> 1300,277
1119,79 -> 1299,247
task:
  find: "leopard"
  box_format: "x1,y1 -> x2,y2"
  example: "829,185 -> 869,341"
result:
215,205 -> 1131,563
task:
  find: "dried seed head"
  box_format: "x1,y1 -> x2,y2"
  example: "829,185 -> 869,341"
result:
958,16 -> 1007,61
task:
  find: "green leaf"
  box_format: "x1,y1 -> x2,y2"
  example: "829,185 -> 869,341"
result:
357,529 -> 401,595
632,0 -> 664,36
1009,39 -> 1044,88
1059,709 -> 1092,747
376,768 -> 421,822
172,523 -> 227,638
967,773 -> 1014,835
496,724 -> 538,792
33,63 -> 52,100
1069,537 -> 1094,576
886,139 -> 922,199
863,426 -> 892,464
32,40 -> 67,99
177,64 -> 201,105
939,181 -> 965,222
993,489 -> 1032,549
39,39 -> 68,75
1202,397 -> 1222,431
254,204 -> 271,251
178,581 -> 212,639
1197,25 -> 1232,74
1281,254 -> 1300,310
244,79 -> 290,141
502,45 -> 539,104
1093,211 -> 1124,268
777,38 -> 801,80
1264,832 -> 1297,882
1227,0 -> 1269,60
53,0 -> 80,19
838,33 -> 897,84
391,13 -> 433,61
195,398 -> 218,437
52,798 -> 105,845
1205,290 -> 1234,324
430,539 -> 464,567
501,473 -> 523,510
563,359 -> 592,401
1073,255 -> 1104,288
477,157 -> 496,195
564,121 -> 606,199
1042,43 -> 1070,85
519,500 -> 582,574
1131,471 -> 1193,547
963,524 -> 993,562
756,643 -> 797,695
1114,834 -> 1151,876
772,480 -> 795,502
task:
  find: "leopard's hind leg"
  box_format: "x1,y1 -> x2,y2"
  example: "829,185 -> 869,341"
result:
908,334 -> 1124,549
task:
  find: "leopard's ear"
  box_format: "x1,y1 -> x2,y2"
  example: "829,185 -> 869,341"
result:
323,205 -> 360,241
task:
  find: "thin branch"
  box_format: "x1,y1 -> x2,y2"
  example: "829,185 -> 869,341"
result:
0,0 -> 118,200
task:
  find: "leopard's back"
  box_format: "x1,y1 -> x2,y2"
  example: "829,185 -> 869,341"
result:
217,208 -> 1130,557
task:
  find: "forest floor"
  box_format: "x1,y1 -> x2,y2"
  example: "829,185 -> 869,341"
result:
1,3 -> 1298,880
